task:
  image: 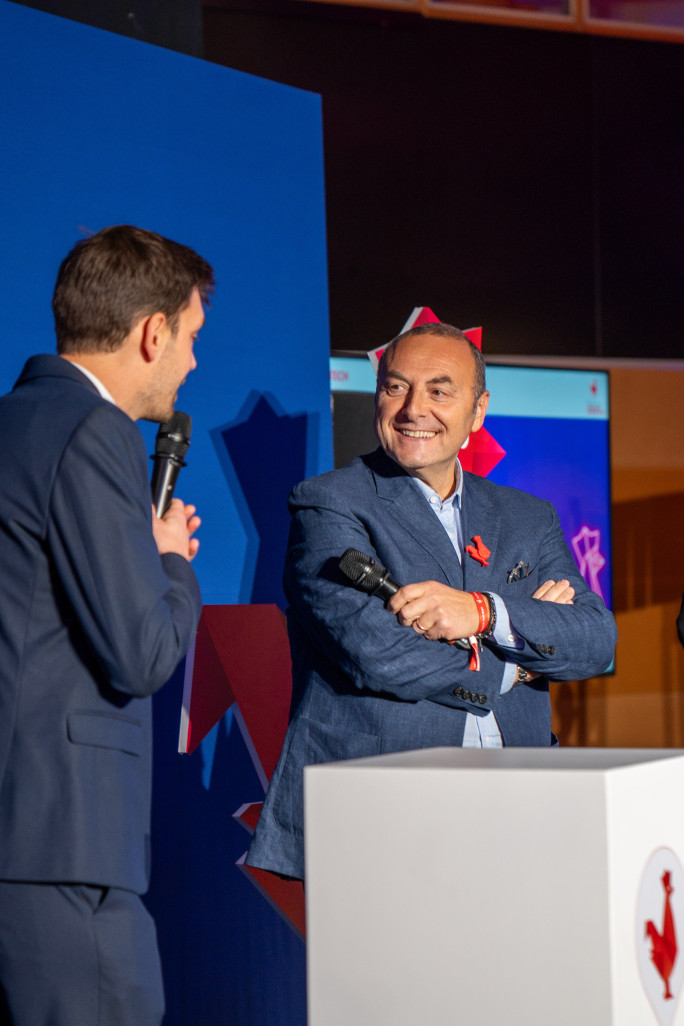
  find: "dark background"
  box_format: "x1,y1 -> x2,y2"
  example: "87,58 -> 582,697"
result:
15,0 -> 684,358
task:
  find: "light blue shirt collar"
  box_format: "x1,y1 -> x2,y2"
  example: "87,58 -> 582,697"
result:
409,457 -> 464,511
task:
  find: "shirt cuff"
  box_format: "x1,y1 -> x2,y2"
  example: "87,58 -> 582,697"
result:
500,659 -> 517,695
489,592 -> 524,651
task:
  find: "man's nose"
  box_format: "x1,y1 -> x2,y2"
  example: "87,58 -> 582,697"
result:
401,389 -> 427,419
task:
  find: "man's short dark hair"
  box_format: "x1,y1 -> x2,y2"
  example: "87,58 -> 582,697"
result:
378,322 -> 487,410
53,225 -> 215,354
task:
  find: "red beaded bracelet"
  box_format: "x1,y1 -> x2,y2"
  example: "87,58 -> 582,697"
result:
470,591 -> 490,635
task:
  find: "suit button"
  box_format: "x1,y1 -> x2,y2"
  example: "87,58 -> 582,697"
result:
479,694 -> 487,704
463,690 -> 472,701
548,646 -> 555,655
453,686 -> 464,697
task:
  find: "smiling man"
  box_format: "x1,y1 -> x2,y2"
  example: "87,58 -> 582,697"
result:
247,322 -> 617,882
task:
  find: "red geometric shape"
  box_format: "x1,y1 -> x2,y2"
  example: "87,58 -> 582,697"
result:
180,613 -> 235,755
179,604 -> 303,939
369,308 -> 483,373
233,801 -> 263,836
400,307 -> 482,352
401,306 -> 441,331
237,855 -> 306,941
459,426 -> 506,478
181,604 -> 292,783
463,325 -> 482,351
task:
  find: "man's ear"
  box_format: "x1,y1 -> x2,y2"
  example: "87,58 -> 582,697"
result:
139,311 -> 168,363
472,390 -> 490,433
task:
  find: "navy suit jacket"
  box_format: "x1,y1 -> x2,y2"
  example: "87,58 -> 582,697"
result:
247,448 -> 617,878
0,356 -> 201,893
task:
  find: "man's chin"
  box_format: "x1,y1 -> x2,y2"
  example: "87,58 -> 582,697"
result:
142,404 -> 175,425
383,441 -> 433,471
383,450 -> 427,475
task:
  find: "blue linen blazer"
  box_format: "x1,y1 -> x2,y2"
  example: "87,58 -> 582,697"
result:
0,356 -> 202,893
247,448 -> 617,879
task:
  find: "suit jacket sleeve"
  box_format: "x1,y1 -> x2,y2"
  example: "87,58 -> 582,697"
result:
285,463 -> 617,714
47,403 -> 201,697
285,477 -> 513,714
480,497 -> 616,681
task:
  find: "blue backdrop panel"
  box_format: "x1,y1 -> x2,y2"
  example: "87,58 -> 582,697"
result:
0,2 -> 331,1022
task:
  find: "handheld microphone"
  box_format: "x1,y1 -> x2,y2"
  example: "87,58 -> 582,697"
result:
150,411 -> 192,517
338,548 -> 401,605
338,548 -> 470,649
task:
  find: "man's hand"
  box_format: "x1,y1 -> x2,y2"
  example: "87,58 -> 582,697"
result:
533,579 -> 574,604
386,581 -> 481,641
387,576 -> 575,646
513,578 -> 575,683
152,499 -> 201,561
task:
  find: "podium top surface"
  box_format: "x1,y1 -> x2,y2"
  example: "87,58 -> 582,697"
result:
306,747 -> 684,775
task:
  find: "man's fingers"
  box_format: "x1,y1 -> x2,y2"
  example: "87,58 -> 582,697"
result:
386,583 -> 425,615
533,579 -> 575,604
532,579 -> 557,599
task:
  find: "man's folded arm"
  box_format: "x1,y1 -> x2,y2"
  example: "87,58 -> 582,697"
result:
483,506 -> 617,681
285,500 -> 511,713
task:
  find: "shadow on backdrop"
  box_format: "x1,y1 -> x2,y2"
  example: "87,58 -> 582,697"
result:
145,394 -> 319,1024
211,391 -> 318,608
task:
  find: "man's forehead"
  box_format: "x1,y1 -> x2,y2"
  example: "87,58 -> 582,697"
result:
383,333 -> 475,379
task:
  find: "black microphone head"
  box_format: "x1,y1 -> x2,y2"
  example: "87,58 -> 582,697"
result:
154,410 -> 192,461
339,548 -> 388,594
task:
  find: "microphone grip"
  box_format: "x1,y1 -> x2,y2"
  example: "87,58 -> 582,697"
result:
151,456 -> 183,517
374,573 -> 401,604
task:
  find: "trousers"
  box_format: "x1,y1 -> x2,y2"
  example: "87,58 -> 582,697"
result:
0,881 -> 164,1026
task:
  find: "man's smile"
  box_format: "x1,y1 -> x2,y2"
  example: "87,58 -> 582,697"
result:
396,428 -> 437,438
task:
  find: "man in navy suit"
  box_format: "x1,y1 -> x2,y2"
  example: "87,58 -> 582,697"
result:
247,322 -> 617,881
0,226 -> 214,1025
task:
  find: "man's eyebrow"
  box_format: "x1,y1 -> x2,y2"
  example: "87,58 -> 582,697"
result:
383,371 -> 455,385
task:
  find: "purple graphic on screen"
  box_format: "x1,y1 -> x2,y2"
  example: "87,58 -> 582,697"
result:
571,526 -> 607,600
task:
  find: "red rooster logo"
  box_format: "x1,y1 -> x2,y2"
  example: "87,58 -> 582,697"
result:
646,870 -> 678,1000
465,535 -> 491,567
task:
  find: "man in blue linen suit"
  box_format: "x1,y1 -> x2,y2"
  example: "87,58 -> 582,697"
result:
247,323 -> 617,881
0,226 -> 214,1025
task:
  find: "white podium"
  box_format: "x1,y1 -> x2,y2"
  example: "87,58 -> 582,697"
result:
304,748 -> 684,1026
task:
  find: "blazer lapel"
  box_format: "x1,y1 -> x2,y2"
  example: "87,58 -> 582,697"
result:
461,473 -> 501,592
368,450 -> 465,590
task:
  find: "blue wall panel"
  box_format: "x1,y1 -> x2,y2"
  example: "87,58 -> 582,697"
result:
0,2 -> 330,1020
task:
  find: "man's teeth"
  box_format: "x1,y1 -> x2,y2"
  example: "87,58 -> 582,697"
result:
399,429 -> 436,438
